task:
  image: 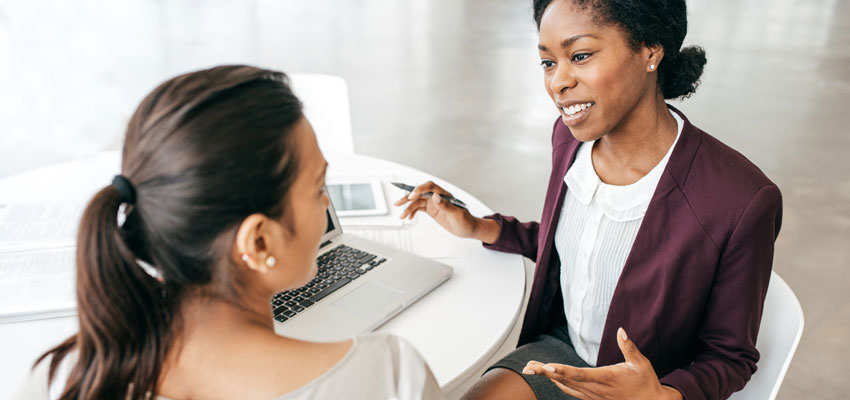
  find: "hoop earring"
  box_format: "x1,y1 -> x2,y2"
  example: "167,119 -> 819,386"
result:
265,255 -> 277,268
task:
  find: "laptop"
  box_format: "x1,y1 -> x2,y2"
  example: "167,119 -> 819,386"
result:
271,190 -> 453,341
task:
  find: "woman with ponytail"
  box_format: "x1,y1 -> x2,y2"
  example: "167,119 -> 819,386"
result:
17,65 -> 443,400
397,1 -> 782,399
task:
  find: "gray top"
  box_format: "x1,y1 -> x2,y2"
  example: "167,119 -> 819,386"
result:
14,332 -> 444,400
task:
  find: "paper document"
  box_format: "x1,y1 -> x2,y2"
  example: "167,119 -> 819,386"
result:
0,201 -> 86,323
0,247 -> 77,323
345,215 -> 473,259
0,202 -> 86,253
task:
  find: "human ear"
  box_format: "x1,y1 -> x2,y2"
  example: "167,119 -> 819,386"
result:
234,213 -> 274,273
646,44 -> 664,72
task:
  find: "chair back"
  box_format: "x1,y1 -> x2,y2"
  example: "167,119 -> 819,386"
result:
729,271 -> 804,400
288,74 -> 355,154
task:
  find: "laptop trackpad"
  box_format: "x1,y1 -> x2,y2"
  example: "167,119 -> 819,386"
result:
331,281 -> 405,320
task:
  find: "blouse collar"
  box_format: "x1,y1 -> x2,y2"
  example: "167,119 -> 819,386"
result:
564,110 -> 684,222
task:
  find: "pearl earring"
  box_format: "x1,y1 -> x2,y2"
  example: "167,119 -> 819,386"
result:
650,64 -> 656,70
265,255 -> 277,268
241,253 -> 250,263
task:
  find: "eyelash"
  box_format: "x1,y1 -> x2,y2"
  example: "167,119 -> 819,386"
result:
539,52 -> 593,69
572,53 -> 592,62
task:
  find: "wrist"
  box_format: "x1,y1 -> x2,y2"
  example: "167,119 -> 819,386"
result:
658,385 -> 683,400
472,217 -> 500,244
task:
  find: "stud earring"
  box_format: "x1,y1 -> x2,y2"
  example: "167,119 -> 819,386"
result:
241,253 -> 250,263
265,255 -> 277,268
650,64 -> 656,71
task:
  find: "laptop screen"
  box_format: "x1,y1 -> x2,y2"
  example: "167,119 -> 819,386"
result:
321,188 -> 343,244
325,210 -> 334,234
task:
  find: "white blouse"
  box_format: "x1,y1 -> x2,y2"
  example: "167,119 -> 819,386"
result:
554,111 -> 683,366
15,332 -> 444,400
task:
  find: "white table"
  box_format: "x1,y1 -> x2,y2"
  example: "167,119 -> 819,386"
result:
0,152 -> 526,399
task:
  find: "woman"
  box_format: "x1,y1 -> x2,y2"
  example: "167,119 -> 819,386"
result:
17,66 -> 443,400
396,0 -> 781,399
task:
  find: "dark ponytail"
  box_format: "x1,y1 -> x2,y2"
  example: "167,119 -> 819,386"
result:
35,65 -> 304,399
36,185 -> 175,399
533,0 -> 708,99
657,45 -> 706,99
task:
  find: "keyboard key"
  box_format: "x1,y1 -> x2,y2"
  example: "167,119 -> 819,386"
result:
300,299 -> 315,307
309,278 -> 352,303
274,315 -> 288,323
283,310 -> 297,318
273,306 -> 288,316
292,305 -> 305,312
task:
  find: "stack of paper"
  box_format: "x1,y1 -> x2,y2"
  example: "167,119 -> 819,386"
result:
0,202 -> 85,323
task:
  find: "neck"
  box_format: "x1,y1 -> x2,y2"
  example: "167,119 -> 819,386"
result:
593,93 -> 678,177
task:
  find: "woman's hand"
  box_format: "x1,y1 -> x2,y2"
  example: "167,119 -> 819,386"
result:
522,328 -> 683,400
394,181 -> 499,242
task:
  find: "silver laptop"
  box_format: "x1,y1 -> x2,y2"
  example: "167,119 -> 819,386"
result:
272,192 -> 453,341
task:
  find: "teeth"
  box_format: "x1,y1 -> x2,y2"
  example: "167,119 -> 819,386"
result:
562,102 -> 594,116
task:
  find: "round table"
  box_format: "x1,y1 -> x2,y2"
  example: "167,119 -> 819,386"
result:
0,151 -> 526,398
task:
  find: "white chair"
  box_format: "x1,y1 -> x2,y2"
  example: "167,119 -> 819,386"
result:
729,271 -> 804,400
288,74 -> 355,154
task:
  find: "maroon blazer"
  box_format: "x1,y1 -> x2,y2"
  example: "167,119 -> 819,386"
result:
483,106 -> 782,400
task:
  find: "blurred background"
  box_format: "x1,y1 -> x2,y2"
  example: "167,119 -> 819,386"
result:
1,0 -> 847,398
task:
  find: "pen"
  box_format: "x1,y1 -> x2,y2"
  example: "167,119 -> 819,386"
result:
391,182 -> 468,209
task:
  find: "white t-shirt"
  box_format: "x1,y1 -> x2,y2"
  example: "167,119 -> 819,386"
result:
14,332 -> 444,400
554,110 -> 683,366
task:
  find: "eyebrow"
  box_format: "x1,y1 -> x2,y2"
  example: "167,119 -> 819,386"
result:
538,34 -> 598,52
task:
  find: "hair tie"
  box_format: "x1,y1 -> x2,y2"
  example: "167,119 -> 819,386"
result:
112,175 -> 137,205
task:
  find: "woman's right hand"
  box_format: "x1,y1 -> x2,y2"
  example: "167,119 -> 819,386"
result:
394,181 -> 499,243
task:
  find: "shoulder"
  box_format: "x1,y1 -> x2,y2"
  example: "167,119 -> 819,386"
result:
348,333 -> 442,398
351,332 -> 428,369
676,117 -> 782,245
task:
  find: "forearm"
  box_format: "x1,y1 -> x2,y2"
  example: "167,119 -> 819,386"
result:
472,217 -> 501,245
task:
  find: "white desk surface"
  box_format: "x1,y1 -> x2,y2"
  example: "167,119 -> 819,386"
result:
0,151 -> 526,398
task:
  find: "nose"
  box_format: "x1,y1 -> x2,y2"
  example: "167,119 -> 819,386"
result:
549,64 -> 577,95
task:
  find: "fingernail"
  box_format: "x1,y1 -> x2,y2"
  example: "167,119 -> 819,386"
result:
434,194 -> 441,203
408,193 -> 415,200
619,327 -> 627,341
543,365 -> 555,372
522,369 -> 534,375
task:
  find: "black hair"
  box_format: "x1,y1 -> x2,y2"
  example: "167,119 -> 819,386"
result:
533,0 -> 707,99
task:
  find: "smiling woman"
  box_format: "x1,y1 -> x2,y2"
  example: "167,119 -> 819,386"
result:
395,1 -> 782,400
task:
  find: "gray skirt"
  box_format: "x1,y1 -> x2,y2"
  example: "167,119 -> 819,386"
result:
485,326 -> 590,400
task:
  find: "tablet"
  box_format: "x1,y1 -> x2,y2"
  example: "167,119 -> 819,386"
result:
326,181 -> 388,217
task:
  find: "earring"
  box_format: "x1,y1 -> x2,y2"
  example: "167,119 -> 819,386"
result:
650,64 -> 656,71
241,253 -> 250,263
265,255 -> 277,268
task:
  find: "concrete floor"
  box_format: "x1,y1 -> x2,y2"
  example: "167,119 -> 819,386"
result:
1,0 -> 848,398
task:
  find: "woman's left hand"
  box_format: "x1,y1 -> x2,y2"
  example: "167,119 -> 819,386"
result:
522,328 -> 683,400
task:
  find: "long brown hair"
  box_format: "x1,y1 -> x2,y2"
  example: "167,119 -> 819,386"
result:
35,65 -> 305,399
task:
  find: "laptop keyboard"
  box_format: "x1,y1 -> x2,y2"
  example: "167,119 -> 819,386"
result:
271,244 -> 387,323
